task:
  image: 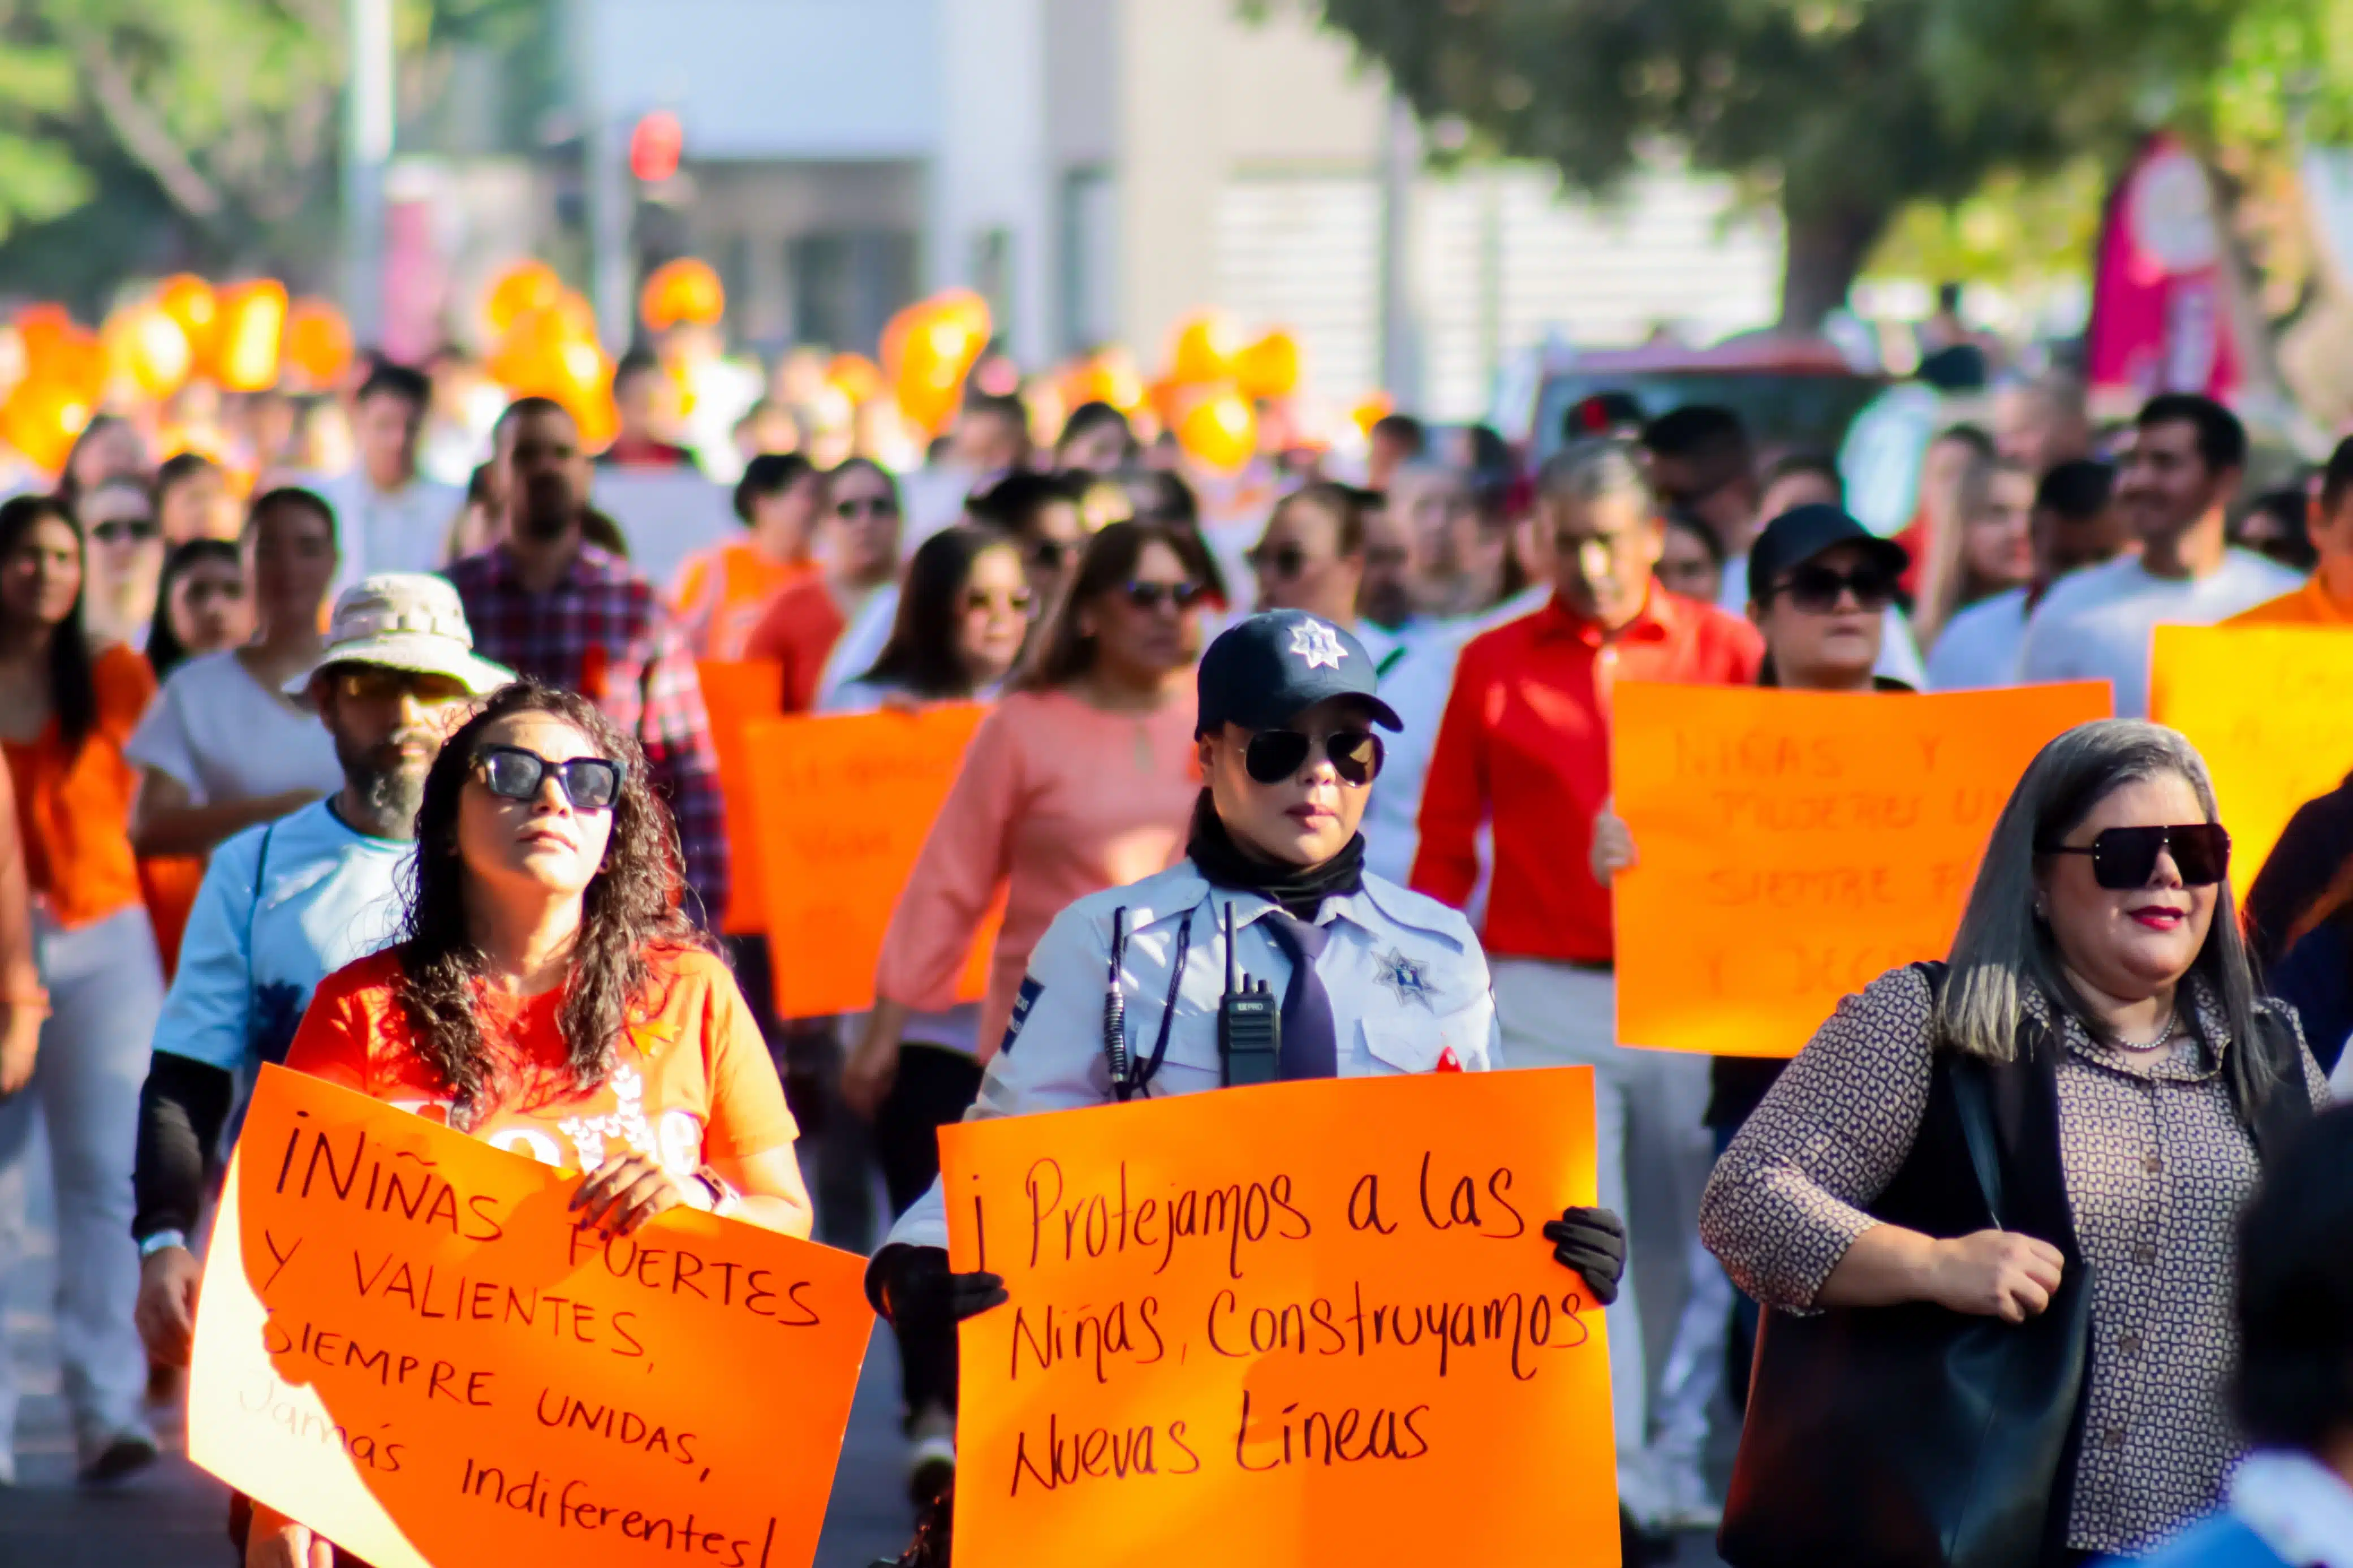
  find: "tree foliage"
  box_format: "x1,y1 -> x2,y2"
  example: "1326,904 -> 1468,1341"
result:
1299,0 -> 2246,326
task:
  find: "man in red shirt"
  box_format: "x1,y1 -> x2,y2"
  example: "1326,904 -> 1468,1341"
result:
1412,438 -> 1760,1541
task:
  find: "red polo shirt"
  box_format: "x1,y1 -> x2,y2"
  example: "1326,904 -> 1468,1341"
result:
1410,589 -> 1762,964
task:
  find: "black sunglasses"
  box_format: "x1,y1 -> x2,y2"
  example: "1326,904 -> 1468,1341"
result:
1122,580 -> 1206,612
1247,543 -> 1311,578
1243,729 -> 1385,787
1772,563 -> 1895,614
91,517 -> 160,546
2038,823 -> 2230,889
834,496 -> 900,519
475,745 -> 623,811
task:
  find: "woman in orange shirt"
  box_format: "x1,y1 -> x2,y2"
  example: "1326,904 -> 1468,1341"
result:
249,680 -> 812,1567
0,493 -> 165,1485
669,452 -> 828,660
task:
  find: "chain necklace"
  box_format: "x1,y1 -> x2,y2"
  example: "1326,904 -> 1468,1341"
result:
2112,1010 -> 2180,1052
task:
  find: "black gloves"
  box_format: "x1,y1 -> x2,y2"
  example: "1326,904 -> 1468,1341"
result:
1544,1206 -> 1627,1306
866,1243 -> 1008,1327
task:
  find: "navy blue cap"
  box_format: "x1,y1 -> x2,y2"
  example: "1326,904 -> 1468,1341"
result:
1195,610 -> 1403,737
1746,503 -> 1910,604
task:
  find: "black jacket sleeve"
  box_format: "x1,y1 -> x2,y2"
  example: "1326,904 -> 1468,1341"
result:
133,1051 -> 234,1242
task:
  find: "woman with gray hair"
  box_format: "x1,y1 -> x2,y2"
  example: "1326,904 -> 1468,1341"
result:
1701,719 -> 2326,1568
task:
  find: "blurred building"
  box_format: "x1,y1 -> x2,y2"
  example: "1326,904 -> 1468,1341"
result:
574,0 -> 1782,416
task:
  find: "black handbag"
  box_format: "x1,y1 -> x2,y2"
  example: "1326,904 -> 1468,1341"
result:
1716,982 -> 2094,1568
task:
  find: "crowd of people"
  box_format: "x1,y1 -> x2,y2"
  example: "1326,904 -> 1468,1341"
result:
0,339 -> 2346,1568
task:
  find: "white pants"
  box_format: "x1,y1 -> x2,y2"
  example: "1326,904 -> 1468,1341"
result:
1491,960 -> 1714,1483
0,906 -> 165,1454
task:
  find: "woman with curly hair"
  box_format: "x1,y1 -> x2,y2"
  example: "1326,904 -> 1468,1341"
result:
247,681 -> 811,1567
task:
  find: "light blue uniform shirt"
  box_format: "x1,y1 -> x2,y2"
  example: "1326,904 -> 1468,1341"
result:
886,857 -> 1502,1250
152,798 -> 412,1074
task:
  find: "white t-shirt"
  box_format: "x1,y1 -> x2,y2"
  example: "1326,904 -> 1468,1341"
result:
305,469 -> 466,597
813,584 -> 900,707
2016,549 -> 2306,717
1924,587 -> 2031,691
125,651 -> 342,806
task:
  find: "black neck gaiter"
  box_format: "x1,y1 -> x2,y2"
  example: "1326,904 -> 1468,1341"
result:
1185,791 -> 1365,923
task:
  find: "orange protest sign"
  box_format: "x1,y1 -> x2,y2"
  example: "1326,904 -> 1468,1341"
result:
939,1069 -> 1616,1567
2149,625 -> 2353,889
743,706 -> 1002,1018
1612,680 -> 2109,1057
189,1066 -> 872,1568
696,659 -> 786,935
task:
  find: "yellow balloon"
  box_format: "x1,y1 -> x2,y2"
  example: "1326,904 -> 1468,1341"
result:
1169,310 -> 1246,385
1235,330 -> 1302,399
1176,387 -> 1257,472
103,305 -> 192,400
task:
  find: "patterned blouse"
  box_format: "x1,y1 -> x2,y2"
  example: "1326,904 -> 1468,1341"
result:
1700,966 -> 2330,1557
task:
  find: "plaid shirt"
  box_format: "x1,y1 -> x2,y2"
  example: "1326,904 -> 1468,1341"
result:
446,543 -> 729,925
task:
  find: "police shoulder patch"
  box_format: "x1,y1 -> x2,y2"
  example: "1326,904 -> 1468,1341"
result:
1000,975 -> 1045,1055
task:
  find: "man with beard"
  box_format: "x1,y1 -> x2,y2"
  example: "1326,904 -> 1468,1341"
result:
128,573 -> 509,1373
447,396 -> 729,923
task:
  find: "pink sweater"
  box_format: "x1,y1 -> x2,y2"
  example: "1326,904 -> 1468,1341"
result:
874,688 -> 1200,1059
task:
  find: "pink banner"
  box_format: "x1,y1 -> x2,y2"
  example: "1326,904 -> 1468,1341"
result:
2086,133 -> 2238,402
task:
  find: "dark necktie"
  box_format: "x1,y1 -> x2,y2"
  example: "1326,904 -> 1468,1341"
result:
1262,912 -> 1338,1080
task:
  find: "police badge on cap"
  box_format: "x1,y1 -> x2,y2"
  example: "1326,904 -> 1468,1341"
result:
1195,610 -> 1404,737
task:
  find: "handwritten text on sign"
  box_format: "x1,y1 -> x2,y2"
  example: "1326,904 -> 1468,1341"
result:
940,1069 -> 1616,1567
2150,625 -> 2353,897
1612,681 -> 2109,1057
188,1066 -> 871,1568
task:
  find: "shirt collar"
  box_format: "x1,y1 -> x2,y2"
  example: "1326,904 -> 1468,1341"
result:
488,538 -> 615,593
2305,574 -> 2353,624
1532,585 -> 1677,648
2231,1450 -> 2353,1566
2021,974 -> 2231,1083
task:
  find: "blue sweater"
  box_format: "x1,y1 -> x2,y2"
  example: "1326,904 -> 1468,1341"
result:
2130,1515 -> 2292,1568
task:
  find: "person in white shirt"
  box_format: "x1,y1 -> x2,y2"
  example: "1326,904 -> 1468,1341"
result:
1928,457 -> 2128,691
313,362 -> 464,594
2018,393 -> 2304,716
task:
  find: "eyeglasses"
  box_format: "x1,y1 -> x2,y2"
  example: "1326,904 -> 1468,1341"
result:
1244,729 -> 1385,787
1247,543 -> 1313,579
1772,563 -> 1896,614
963,585 -> 1034,615
90,517 -> 159,547
474,745 -> 623,811
335,668 -> 475,707
1122,580 -> 1206,612
2037,823 -> 2230,889
834,496 -> 900,520
1029,539 -> 1070,571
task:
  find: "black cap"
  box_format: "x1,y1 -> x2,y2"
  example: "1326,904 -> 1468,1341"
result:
1195,611 -> 1403,737
1746,503 -> 1910,604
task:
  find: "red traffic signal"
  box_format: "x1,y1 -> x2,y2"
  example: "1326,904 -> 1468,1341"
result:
629,110 -> 683,183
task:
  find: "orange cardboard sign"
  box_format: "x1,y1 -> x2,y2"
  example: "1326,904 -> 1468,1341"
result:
697,659 -> 786,935
188,1066 -> 872,1568
2149,625 -> 2353,893
743,705 -> 1002,1018
939,1068 -> 1617,1567
1612,680 -> 2109,1057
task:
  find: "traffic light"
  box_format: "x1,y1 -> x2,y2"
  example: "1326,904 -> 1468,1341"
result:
628,110 -> 683,184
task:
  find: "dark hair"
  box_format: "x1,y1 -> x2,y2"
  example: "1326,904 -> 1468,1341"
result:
1369,413 -> 1427,455
245,485 -> 338,548
496,395 -> 571,440
732,452 -> 817,526
156,450 -> 218,504
2323,436 -> 2353,512
962,391 -> 1028,430
2036,459 -> 2114,521
58,414 -> 137,507
394,682 -> 704,1120
860,526 -> 1025,699
1933,422 -> 1996,460
2234,1105 -> 2353,1451
826,455 -> 901,509
2235,486 -> 2317,571
2137,392 -> 2247,474
466,462 -> 494,507
1662,508 -> 1726,567
1056,401 -> 1131,455
970,470 -> 1083,539
613,347 -> 662,388
0,495 -> 94,750
1764,450 -> 1845,501
1122,468 -> 1200,528
146,538 -> 243,681
357,361 -> 432,412
1269,481 -> 1371,556
1641,404 -> 1754,497
1014,519 -> 1217,692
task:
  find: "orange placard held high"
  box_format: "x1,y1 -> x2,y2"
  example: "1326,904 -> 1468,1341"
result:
2149,625 -> 2353,892
939,1068 -> 1617,1568
1612,680 -> 2109,1057
696,659 -> 786,935
743,705 -> 1002,1018
188,1066 -> 872,1568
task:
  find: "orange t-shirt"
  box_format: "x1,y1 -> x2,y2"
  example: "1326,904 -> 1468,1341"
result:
669,542 -> 811,663
2,643 -> 156,928
740,574 -> 847,712
283,944 -> 798,1178
2223,574 -> 2352,628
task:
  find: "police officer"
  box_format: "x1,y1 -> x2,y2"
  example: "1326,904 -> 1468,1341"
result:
865,608 -> 1628,1360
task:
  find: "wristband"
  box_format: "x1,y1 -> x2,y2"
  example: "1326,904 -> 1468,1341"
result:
0,986 -> 49,1018
139,1229 -> 189,1259
695,1166 -> 744,1219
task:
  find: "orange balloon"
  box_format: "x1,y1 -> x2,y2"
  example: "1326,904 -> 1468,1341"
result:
1350,391 -> 1395,437
1,378 -> 91,473
1169,310 -> 1246,385
486,303 -> 593,395
883,293 -> 991,435
283,298 -> 354,388
1175,386 -> 1257,472
485,260 -> 562,336
156,275 -> 219,364
828,352 -> 883,404
639,257 -> 725,332
1234,330 -> 1302,400
103,305 -> 192,399
1063,348 -> 1146,413
565,382 -> 620,452
212,280 -> 289,391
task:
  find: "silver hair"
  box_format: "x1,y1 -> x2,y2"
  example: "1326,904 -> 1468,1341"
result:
1937,719 -> 2274,1102
1535,437 -> 1649,507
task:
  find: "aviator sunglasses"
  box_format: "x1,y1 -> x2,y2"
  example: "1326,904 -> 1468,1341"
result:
1243,729 -> 1385,787
475,745 -> 623,811
2037,823 -> 2230,889
1123,579 -> 1207,612
1773,563 -> 1896,615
